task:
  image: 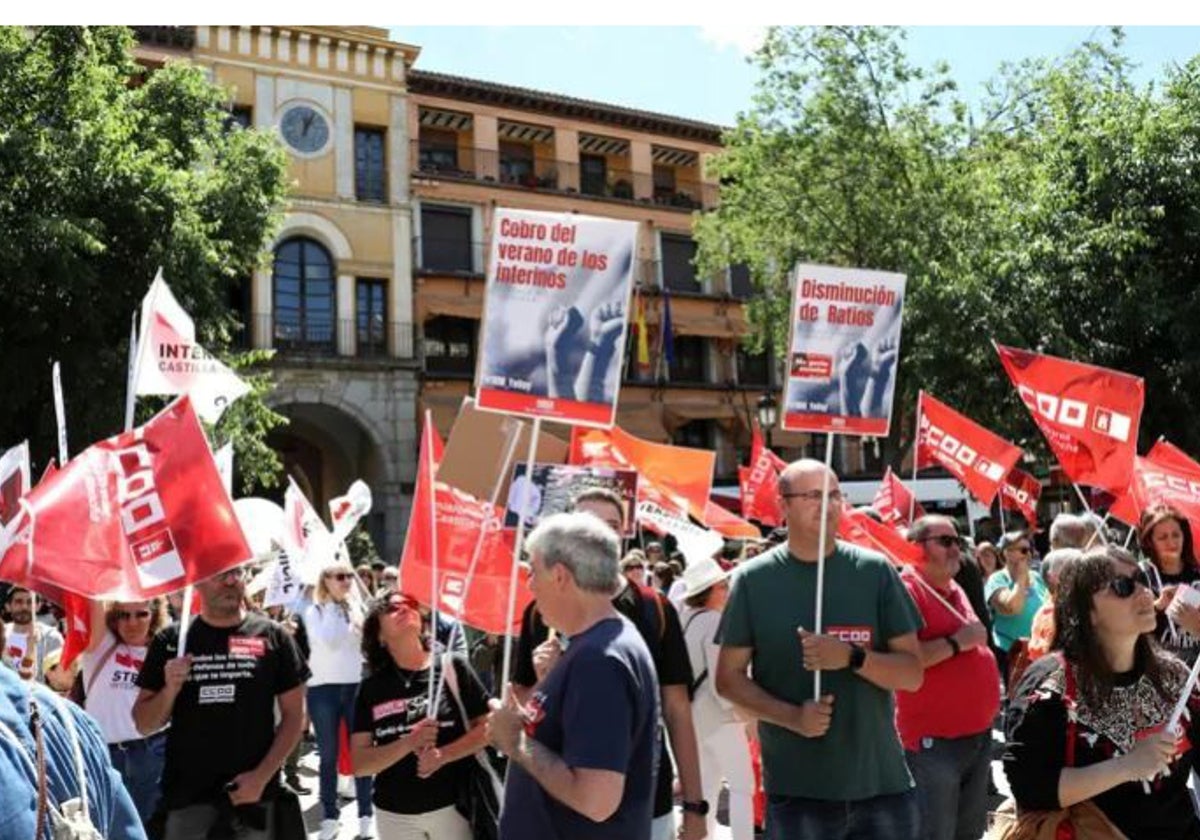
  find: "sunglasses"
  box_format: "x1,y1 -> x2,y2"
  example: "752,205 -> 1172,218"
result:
117,610 -> 151,621
782,490 -> 845,503
385,597 -> 419,615
325,572 -> 354,582
1106,571 -> 1152,599
625,564 -> 645,571
920,535 -> 962,549
1006,545 -> 1032,556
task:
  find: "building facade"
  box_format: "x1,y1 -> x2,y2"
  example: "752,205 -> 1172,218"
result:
133,25 -> 884,559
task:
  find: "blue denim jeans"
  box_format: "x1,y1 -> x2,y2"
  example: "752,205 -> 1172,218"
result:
906,731 -> 993,840
307,683 -> 373,820
766,788 -> 919,840
108,731 -> 167,826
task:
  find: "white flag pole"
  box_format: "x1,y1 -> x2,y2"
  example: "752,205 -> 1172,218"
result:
51,362 -> 68,466
424,410 -> 441,712
431,422 -> 522,716
124,312 -> 140,432
909,392 -> 922,524
499,416 -> 542,698
813,432 -> 836,701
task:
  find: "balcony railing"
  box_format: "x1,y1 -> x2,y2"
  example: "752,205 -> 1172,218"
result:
411,140 -> 719,209
238,313 -> 414,359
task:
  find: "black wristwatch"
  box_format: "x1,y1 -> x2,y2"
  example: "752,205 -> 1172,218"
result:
946,634 -> 961,657
847,642 -> 867,672
682,800 -> 710,816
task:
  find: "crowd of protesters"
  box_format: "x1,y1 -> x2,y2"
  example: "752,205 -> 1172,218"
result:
7,462 -> 1200,840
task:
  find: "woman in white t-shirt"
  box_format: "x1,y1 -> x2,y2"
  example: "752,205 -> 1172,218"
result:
680,558 -> 754,840
304,560 -> 374,840
79,597 -> 169,827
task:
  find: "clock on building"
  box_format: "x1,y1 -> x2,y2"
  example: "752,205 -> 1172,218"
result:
280,104 -> 331,155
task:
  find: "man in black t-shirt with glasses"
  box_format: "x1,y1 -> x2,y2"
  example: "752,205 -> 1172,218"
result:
133,566 -> 310,840
512,488 -> 708,840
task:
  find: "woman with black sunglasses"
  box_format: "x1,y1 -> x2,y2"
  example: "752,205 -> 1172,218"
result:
984,530 -> 1049,682
1002,545 -> 1200,838
351,592 -> 490,840
77,597 -> 170,828
304,560 -> 375,840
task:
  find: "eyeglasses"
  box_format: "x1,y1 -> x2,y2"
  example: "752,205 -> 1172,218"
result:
116,610 -> 151,621
1106,571 -> 1151,599
325,572 -> 354,582
1006,545 -> 1032,556
919,535 -> 962,549
625,564 -> 645,572
782,490 -> 845,504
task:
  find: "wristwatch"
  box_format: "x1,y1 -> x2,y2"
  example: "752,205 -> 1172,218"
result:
946,635 -> 961,657
847,642 -> 867,672
682,800 -> 710,816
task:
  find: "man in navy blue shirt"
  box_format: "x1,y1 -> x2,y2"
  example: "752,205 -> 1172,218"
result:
488,511 -> 659,840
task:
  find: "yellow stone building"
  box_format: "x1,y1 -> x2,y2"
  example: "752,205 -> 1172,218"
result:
133,25 -> 857,557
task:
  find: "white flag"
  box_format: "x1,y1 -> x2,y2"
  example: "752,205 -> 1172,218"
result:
330,480 -> 373,542
134,270 -> 250,424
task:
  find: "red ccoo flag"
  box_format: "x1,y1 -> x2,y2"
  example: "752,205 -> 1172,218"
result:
1109,440 -> 1200,538
917,392 -> 1023,507
739,426 -> 785,527
995,343 -> 1143,495
872,467 -> 925,528
0,397 -> 250,604
398,421 -> 528,635
999,467 -> 1042,526
838,505 -> 925,566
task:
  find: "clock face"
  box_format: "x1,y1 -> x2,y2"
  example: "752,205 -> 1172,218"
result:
280,104 -> 330,155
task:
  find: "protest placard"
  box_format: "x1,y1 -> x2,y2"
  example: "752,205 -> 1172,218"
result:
503,463 -> 638,535
474,208 -> 638,427
782,264 -> 906,436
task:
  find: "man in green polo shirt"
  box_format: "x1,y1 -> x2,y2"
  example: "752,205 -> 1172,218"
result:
715,459 -> 924,839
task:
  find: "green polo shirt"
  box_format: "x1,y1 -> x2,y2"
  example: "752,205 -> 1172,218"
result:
717,541 -> 922,801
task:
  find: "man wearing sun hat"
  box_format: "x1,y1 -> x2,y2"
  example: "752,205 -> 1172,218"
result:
680,558 -> 754,840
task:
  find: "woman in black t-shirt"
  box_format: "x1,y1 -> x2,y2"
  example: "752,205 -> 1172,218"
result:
1139,504 -> 1200,664
350,592 -> 490,840
1003,546 -> 1200,839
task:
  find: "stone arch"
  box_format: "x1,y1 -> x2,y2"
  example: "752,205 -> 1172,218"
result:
273,211 -> 353,261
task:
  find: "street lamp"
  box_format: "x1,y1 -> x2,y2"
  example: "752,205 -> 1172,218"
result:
756,391 -> 778,451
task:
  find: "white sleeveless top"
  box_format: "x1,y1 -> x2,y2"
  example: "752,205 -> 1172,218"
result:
81,638 -> 153,744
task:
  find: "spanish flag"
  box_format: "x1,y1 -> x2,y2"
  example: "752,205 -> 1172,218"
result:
634,291 -> 651,375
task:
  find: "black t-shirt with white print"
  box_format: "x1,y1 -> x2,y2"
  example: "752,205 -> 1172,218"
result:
353,654 -> 490,815
136,613 -> 310,809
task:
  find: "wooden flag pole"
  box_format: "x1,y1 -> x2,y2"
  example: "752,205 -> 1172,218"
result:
499,416 -> 542,698
425,410 -> 442,712
813,432 -> 836,701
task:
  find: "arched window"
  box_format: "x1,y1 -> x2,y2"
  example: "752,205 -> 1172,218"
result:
273,237 -> 335,352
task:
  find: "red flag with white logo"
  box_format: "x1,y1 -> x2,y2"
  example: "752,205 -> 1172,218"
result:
738,427 -> 785,527
838,505 -> 924,566
871,467 -> 925,528
59,593 -> 92,672
995,343 -> 1143,494
999,467 -> 1042,525
0,442 -> 30,528
1110,441 -> 1200,537
398,423 -> 528,635
0,397 -> 250,603
917,392 -> 1023,507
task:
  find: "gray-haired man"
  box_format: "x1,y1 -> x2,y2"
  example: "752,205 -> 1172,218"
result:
488,512 -> 660,840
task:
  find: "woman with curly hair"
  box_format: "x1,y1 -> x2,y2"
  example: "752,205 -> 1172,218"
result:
1139,503 -> 1200,664
1002,546 -> 1200,838
351,592 -> 491,840
78,597 -> 170,826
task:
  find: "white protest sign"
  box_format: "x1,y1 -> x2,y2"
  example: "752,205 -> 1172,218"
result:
475,208 -> 638,428
635,501 -> 725,564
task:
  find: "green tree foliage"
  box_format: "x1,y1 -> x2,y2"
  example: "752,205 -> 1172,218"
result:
697,25 -> 1200,465
0,27 -> 290,490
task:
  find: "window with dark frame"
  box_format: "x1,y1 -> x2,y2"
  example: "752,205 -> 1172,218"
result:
272,237 -> 335,353
356,278 -> 387,357
730,263 -> 753,298
580,153 -> 607,196
418,127 -> 460,172
499,141 -> 535,187
419,205 -> 474,273
653,164 -> 676,203
672,419 -> 713,451
661,234 -> 701,293
423,316 -> 477,376
355,126 -> 387,202
669,335 -> 709,383
736,343 -> 771,387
